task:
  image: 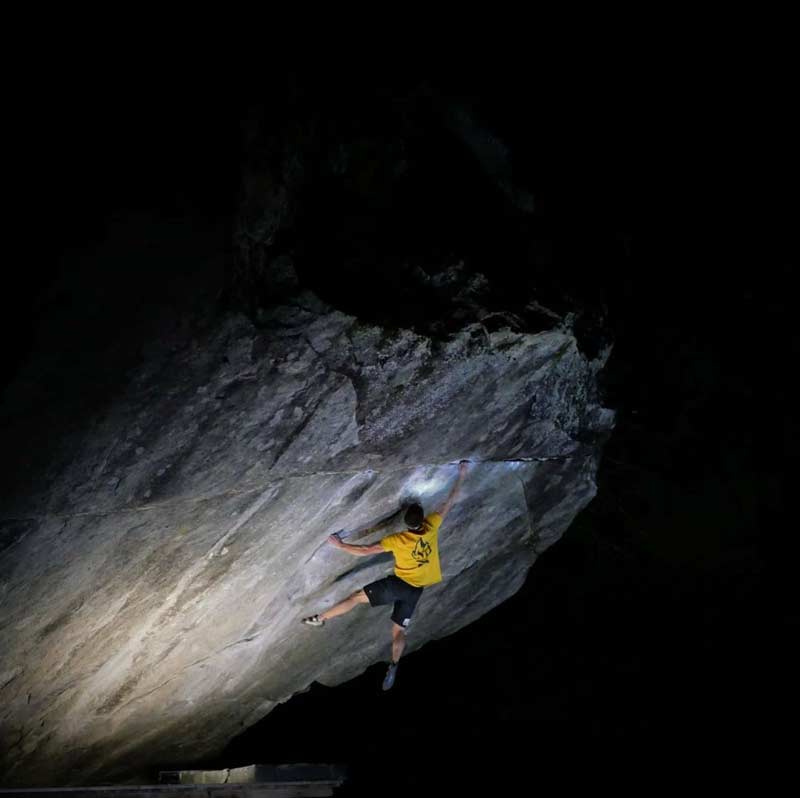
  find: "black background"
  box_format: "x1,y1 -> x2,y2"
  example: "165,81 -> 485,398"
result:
3,50 -> 797,793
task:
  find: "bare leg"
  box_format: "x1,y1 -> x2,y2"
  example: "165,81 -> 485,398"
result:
319,589 -> 370,622
381,623 -> 407,690
391,623 -> 406,664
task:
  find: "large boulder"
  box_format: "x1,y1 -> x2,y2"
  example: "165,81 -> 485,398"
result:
0,289 -> 613,785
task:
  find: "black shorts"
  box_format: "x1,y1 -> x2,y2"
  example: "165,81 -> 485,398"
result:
363,575 -> 423,628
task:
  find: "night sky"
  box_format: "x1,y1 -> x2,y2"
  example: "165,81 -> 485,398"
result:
4,57 -> 797,793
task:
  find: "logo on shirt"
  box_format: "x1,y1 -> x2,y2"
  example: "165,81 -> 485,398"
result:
412,537 -> 431,567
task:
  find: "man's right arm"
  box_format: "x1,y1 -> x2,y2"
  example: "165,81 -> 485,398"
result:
327,535 -> 385,557
438,461 -> 469,520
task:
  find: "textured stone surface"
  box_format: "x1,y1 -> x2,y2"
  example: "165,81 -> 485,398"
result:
0,292 -> 613,786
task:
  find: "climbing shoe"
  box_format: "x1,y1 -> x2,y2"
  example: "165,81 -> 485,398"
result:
382,661 -> 399,691
302,615 -> 325,627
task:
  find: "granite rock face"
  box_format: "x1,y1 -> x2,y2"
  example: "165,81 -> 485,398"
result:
0,291 -> 613,785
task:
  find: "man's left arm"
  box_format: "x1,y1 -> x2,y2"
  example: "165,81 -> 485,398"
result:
438,461 -> 470,520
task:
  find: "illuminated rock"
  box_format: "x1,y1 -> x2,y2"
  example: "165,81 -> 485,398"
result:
0,294 -> 613,785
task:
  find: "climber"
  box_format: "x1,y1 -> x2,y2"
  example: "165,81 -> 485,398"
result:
302,460 -> 470,690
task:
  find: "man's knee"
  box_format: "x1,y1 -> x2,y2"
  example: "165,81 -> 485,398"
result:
352,589 -> 370,604
392,623 -> 406,639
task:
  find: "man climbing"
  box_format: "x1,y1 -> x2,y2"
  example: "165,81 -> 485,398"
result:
302,460 -> 470,690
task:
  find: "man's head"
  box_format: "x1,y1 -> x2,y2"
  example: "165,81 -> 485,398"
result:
404,503 -> 425,533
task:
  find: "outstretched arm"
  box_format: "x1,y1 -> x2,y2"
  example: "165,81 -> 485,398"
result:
438,461 -> 470,520
327,535 -> 385,557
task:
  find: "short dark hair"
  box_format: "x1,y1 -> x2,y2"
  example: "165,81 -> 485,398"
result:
404,503 -> 424,532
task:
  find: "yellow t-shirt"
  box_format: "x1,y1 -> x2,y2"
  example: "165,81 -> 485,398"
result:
380,512 -> 443,588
